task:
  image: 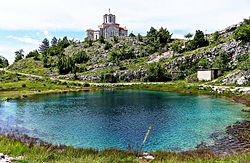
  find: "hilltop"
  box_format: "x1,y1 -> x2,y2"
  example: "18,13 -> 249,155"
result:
6,18 -> 250,86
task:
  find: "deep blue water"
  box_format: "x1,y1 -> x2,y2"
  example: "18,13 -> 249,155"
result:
0,90 -> 249,151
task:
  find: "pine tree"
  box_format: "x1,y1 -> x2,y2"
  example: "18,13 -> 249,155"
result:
39,38 -> 50,53
51,37 -> 58,46
14,49 -> 24,62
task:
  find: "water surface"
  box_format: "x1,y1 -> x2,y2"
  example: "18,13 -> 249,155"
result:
0,90 -> 249,151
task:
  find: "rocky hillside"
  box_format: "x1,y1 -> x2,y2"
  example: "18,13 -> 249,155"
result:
9,20 -> 250,85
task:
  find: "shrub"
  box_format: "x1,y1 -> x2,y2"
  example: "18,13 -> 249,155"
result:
83,83 -> 90,87
187,30 -> 209,50
74,51 -> 89,64
99,35 -> 105,44
0,56 -> 9,68
211,31 -> 220,44
22,84 -> 26,87
146,62 -> 171,82
104,42 -> 112,50
185,73 -> 198,83
113,36 -> 119,43
26,50 -> 39,58
233,24 -> 250,42
239,59 -> 250,70
137,33 -> 143,42
198,58 -> 210,69
213,51 -> 230,71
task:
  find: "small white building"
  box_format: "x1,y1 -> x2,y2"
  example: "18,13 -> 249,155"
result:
197,68 -> 221,81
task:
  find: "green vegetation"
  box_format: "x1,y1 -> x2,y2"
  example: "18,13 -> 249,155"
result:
109,44 -> 135,62
147,27 -> 172,46
0,55 -> 9,68
213,51 -> 230,71
211,31 -> 220,45
14,49 -> 24,62
187,30 -> 209,51
146,62 -> 171,82
234,18 -> 250,42
198,57 -> 210,69
236,53 -> 250,71
184,33 -> 193,40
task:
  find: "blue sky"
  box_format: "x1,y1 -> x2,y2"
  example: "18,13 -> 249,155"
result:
0,0 -> 250,63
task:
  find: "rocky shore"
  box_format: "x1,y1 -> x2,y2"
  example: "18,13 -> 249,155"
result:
208,121 -> 250,156
0,153 -> 22,163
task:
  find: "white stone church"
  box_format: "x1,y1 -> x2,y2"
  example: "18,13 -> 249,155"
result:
86,11 -> 128,41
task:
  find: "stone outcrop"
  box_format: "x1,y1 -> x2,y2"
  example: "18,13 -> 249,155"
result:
0,153 -> 23,163
222,70 -> 250,85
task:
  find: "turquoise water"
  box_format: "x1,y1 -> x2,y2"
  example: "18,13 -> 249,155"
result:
0,90 -> 249,151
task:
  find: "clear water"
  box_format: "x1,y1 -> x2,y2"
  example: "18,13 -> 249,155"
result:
0,90 -> 249,151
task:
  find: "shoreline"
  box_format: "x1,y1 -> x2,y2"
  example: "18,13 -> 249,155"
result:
0,82 -> 250,161
1,82 -> 249,106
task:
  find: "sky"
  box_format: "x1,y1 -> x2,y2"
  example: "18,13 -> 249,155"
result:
0,0 -> 250,63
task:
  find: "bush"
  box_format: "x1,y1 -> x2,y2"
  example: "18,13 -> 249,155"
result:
146,62 -> 171,82
22,84 -> 26,87
113,36 -> 119,43
198,58 -> 210,69
187,30 -> 209,50
83,83 -> 90,87
104,42 -> 112,50
137,34 -> 143,42
74,51 -> 89,64
185,73 -> 198,83
233,24 -> 250,42
239,59 -> 250,70
0,56 -> 9,68
99,35 -> 105,44
213,51 -> 230,71
26,50 -> 39,58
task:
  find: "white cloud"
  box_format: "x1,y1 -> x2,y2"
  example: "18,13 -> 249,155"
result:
7,35 -> 40,45
43,30 -> 52,39
0,0 -> 249,34
0,46 -> 36,64
0,0 -> 250,64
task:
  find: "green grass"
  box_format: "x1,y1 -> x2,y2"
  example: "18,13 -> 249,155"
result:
1,135 -> 250,162
8,58 -> 57,77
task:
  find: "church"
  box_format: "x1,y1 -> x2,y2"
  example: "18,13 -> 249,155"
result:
86,10 -> 128,41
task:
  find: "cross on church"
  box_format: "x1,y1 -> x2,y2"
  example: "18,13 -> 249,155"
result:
109,8 -> 111,14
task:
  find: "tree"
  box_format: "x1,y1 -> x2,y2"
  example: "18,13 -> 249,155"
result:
212,31 -> 220,44
39,38 -> 50,53
0,56 -> 9,68
99,35 -> 105,44
171,41 -> 182,53
104,41 -> 112,50
14,49 -> 24,62
113,36 -> 119,43
137,33 -> 143,42
213,51 -> 230,71
184,33 -> 193,40
147,27 -> 158,38
187,30 -> 209,50
26,50 -> 39,58
129,32 -> 136,37
51,37 -> 58,46
146,62 -> 171,82
157,27 -> 172,44
59,36 -> 70,48
74,51 -> 89,64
